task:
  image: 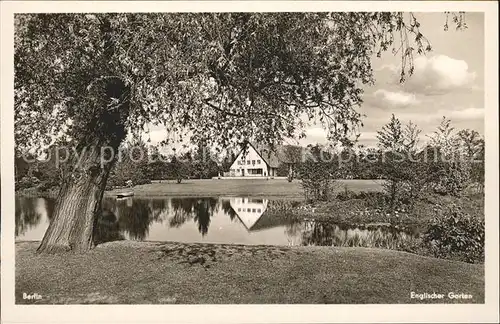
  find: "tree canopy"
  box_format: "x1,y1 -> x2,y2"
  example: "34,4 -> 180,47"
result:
15,12 -> 451,154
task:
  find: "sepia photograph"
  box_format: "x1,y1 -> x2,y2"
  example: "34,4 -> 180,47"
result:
1,1 -> 499,323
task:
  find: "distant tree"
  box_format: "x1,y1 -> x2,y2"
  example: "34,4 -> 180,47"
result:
427,117 -> 472,196
190,141 -> 220,179
144,146 -> 169,181
376,116 -> 426,208
377,114 -> 404,152
376,115 -> 404,207
456,129 -> 484,192
456,129 -> 484,159
427,116 -> 459,157
402,121 -> 422,153
108,140 -> 150,188
298,145 -> 337,202
357,147 -> 383,180
170,155 -> 187,184
221,150 -> 236,174
281,145 -> 303,181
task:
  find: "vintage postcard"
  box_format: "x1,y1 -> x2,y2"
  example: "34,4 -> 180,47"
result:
1,1 -> 498,323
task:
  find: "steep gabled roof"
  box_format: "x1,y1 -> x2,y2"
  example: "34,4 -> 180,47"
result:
250,143 -> 281,168
232,142 -> 304,168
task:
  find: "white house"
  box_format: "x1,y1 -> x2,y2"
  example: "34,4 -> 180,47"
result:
228,142 -> 280,177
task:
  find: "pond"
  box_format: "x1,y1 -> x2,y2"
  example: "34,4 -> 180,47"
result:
15,196 -> 420,250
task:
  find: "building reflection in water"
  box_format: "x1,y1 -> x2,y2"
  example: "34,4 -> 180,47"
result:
228,197 -> 269,230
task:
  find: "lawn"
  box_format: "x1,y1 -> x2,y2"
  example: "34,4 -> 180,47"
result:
107,178 -> 384,199
16,241 -> 484,304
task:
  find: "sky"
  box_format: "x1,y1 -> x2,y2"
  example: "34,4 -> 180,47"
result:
301,12 -> 485,148
142,12 -> 485,152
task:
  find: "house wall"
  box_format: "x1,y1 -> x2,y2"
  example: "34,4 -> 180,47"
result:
229,145 -> 269,177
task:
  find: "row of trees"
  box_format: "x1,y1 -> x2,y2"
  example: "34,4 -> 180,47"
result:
15,138 -> 237,190
297,116 -> 484,204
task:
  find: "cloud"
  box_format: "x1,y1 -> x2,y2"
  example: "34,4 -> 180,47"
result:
302,127 -> 327,144
370,107 -> 484,125
401,107 -> 484,124
375,64 -> 399,73
446,107 -> 484,121
403,54 -> 477,95
371,89 -> 419,108
355,132 -> 380,148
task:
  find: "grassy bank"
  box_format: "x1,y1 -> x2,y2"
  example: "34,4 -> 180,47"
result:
107,179 -> 383,199
16,241 -> 484,304
295,192 -> 485,227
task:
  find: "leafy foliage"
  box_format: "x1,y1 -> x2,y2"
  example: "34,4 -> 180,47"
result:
297,146 -> 337,202
426,117 -> 474,196
107,140 -> 151,188
170,155 -> 189,184
424,204 -> 484,263
15,12 -> 440,157
377,114 -> 404,152
376,115 -> 427,208
456,129 -> 485,192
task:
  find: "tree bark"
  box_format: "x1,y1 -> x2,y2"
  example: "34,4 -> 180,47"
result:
37,80 -> 130,253
36,143 -> 114,253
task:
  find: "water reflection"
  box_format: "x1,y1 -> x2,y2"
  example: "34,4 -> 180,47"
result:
15,197 -> 45,237
15,196 -> 419,250
93,209 -> 125,245
301,221 -> 419,250
229,197 -> 268,230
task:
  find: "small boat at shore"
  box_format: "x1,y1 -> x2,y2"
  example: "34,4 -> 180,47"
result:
116,191 -> 134,199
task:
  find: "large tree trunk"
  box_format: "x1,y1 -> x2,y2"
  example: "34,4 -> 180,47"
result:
36,146 -> 112,253
37,80 -> 130,253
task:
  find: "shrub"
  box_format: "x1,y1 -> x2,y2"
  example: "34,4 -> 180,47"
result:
423,204 -> 484,263
336,186 -> 356,201
16,176 -> 40,190
297,160 -> 335,202
37,180 -> 58,191
433,161 -> 472,196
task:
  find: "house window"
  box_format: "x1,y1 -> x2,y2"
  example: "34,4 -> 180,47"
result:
257,209 -> 261,213
252,160 -> 255,165
257,159 -> 261,164
237,208 -> 241,212
252,208 -> 256,213
247,160 -> 250,165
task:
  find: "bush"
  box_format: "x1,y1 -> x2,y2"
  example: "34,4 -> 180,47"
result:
298,160 -> 335,202
16,176 -> 40,190
423,204 -> 484,263
37,180 -> 58,191
336,187 -> 357,201
432,162 -> 472,196
129,175 -> 151,186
